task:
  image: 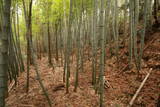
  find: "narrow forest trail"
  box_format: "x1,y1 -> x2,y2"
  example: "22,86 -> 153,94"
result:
6,32 -> 160,107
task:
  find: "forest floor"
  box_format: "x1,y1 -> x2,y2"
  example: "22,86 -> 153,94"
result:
6,31 -> 160,107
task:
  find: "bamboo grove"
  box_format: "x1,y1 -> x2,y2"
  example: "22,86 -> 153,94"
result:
0,0 -> 160,107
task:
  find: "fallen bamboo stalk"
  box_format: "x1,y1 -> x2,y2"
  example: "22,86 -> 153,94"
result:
19,104 -> 34,107
127,69 -> 152,107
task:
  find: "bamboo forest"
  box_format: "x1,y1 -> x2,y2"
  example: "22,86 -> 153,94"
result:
0,0 -> 160,107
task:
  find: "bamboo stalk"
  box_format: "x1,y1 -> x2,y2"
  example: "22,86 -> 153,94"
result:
127,69 -> 152,107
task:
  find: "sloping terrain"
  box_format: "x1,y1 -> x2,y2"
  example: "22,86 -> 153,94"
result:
6,32 -> 160,107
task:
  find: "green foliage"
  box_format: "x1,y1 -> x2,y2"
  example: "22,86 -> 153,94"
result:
13,0 -> 97,45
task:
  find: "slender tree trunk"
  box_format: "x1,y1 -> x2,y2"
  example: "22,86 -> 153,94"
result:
92,0 -> 98,86
47,21 -> 52,66
124,0 -> 128,36
114,0 -> 119,62
138,0 -> 148,70
55,23 -> 59,62
154,0 -> 159,26
129,0 -> 133,67
63,0 -> 68,83
27,0 -> 33,93
132,0 -> 139,70
22,0 -> 33,93
74,0 -> 82,92
12,12 -> 23,74
104,0 -> 111,62
147,0 -> 153,29
66,0 -> 73,93
0,0 -> 11,106
16,4 -> 25,72
99,0 -> 105,106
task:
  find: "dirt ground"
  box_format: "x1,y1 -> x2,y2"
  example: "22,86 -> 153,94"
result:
6,32 -> 160,107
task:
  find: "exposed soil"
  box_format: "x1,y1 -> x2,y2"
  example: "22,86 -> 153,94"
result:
6,32 -> 160,107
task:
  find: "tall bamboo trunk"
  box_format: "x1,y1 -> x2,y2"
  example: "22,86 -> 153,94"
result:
55,23 -> 59,62
47,21 -> 52,66
99,0 -> 105,106
74,0 -> 83,92
0,0 -> 11,106
66,0 -> 73,93
92,0 -> 98,86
